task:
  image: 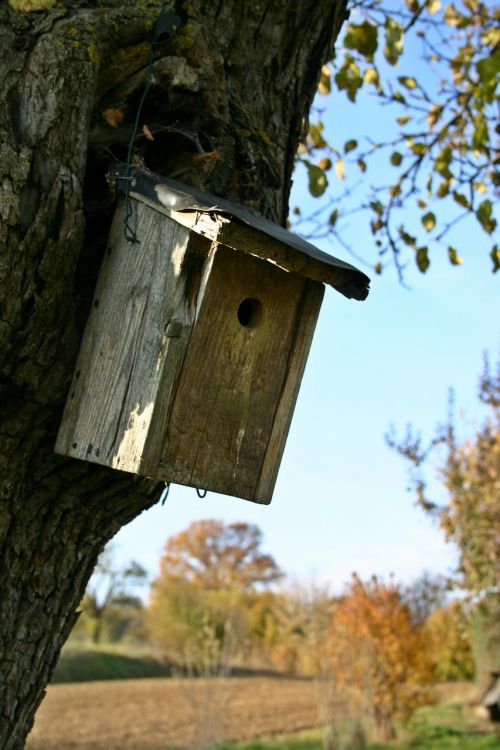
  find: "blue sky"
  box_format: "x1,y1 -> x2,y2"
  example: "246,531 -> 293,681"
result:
110,12 -> 498,594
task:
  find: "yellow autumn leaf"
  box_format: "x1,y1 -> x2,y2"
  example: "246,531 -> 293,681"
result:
143,124 -> 155,141
335,158 -> 345,181
427,0 -> 441,13
102,108 -> 125,128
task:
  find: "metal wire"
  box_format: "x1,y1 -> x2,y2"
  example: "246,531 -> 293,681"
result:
159,483 -> 171,505
123,42 -> 155,244
121,11 -> 183,242
196,488 -> 208,498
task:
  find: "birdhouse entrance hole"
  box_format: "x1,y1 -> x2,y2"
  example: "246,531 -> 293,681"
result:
238,298 -> 262,328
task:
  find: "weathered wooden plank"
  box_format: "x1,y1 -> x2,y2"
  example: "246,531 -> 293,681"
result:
140,231 -> 215,473
156,244 -> 319,502
255,278 -> 324,502
55,198 -> 202,472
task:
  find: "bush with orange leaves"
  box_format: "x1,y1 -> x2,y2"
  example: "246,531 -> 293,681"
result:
329,574 -> 436,742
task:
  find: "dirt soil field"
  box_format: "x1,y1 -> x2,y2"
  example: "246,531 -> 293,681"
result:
27,676 -> 320,750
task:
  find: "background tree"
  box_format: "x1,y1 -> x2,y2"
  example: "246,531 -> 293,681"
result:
387,353 -> 500,596
402,571 -> 449,626
387,352 -> 500,681
81,547 -> 147,644
424,600 -> 475,681
294,0 -> 499,276
147,520 -> 283,667
329,574 -> 435,741
156,520 -> 284,591
0,2 -> 345,746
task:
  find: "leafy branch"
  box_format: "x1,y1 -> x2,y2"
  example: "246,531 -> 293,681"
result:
294,0 -> 499,276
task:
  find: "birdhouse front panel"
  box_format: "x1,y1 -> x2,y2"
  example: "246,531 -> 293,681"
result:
151,243 -> 324,503
56,166 -> 369,504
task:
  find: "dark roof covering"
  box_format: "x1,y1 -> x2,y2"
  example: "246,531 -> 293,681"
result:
114,165 -> 370,301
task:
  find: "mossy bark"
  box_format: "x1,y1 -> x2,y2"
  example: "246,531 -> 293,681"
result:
0,1 -> 347,746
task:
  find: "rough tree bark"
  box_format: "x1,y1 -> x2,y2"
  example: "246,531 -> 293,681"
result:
0,1 -> 348,746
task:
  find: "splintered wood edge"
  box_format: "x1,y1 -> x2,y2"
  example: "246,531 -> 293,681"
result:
128,191 -> 358,296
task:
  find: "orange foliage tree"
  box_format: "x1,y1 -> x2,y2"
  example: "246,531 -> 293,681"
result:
329,575 -> 435,741
156,520 -> 283,591
147,520 -> 283,666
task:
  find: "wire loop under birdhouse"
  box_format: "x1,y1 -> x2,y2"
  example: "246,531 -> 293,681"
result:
196,488 -> 208,498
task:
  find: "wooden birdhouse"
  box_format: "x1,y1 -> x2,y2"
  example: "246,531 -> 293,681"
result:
56,166 -> 369,503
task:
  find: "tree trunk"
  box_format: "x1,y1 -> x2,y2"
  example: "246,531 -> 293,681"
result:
0,1 -> 347,745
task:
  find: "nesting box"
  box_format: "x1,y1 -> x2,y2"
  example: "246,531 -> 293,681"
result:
56,166 -> 369,503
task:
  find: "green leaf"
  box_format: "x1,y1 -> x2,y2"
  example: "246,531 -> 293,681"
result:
476,200 -> 496,234
344,139 -> 358,154
344,21 -> 378,58
421,212 -> 436,232
357,159 -> 367,172
364,67 -> 380,85
390,152 -> 403,166
427,0 -> 441,14
452,191 -> 471,209
370,201 -> 384,217
436,181 -> 450,198
374,262 -> 383,274
305,162 -> 328,197
476,49 -> 500,91
491,245 -> 500,273
318,157 -> 332,171
328,209 -> 339,226
472,114 -> 488,149
334,56 -> 363,102
444,3 -> 468,27
308,122 -> 327,149
448,247 -> 463,265
398,76 -> 417,89
410,142 -> 428,156
397,116 -> 412,125
435,147 -> 453,179
399,226 -> 416,247
427,104 -> 443,129
384,18 -> 404,66
416,246 -> 430,273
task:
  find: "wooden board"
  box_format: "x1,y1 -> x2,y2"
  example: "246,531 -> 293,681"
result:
151,244 -> 323,503
55,197 -> 212,472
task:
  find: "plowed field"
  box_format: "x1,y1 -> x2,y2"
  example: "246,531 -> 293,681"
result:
27,676 -> 320,750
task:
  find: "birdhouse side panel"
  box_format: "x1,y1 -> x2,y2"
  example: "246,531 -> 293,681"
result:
255,277 -> 324,501
153,244 -> 323,503
55,198 -> 197,472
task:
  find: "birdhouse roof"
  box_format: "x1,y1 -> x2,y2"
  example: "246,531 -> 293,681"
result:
115,165 -> 370,300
